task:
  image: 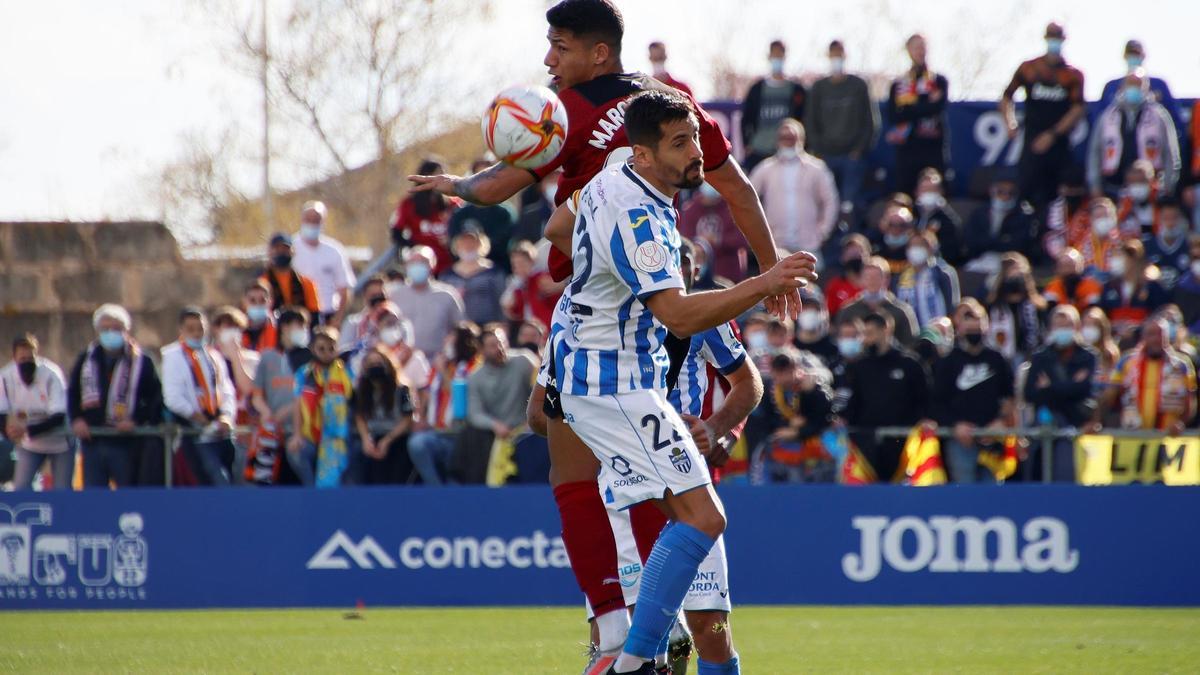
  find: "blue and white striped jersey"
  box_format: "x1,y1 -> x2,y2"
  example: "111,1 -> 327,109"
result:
668,322 -> 747,417
551,162 -> 684,396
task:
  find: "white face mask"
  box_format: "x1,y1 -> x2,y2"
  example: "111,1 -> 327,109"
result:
1093,217 -> 1116,237
651,61 -> 667,77
776,145 -> 799,160
1109,256 -> 1128,276
1191,260 -> 1200,278
915,192 -> 942,209
219,328 -> 242,346
289,329 -> 310,349
379,326 -> 404,347
300,223 -> 321,242
458,250 -> 480,263
1127,184 -> 1151,202
830,57 -> 845,74
385,282 -> 405,298
907,247 -> 930,267
798,310 -> 822,332
1081,325 -> 1101,345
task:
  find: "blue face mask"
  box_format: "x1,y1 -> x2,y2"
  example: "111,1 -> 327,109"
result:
883,232 -> 911,248
99,330 -> 125,351
1049,327 -> 1075,348
407,262 -> 431,285
837,337 -> 863,358
247,305 -> 269,324
185,337 -> 205,350
1046,38 -> 1063,56
1123,85 -> 1144,106
1125,55 -> 1144,69
992,197 -> 1017,212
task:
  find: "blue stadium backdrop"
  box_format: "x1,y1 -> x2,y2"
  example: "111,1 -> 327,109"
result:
1,485 -> 1197,610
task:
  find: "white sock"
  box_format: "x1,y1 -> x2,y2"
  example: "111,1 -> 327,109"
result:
596,609 -> 632,653
614,653 -> 647,672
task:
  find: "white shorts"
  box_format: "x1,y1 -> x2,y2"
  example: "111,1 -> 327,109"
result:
560,388 -> 711,511
584,505 -> 732,617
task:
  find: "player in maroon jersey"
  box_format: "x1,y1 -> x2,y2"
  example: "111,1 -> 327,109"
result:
408,2 -> 816,671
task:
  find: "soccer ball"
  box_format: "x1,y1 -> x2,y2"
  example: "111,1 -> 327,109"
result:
481,85 -> 568,169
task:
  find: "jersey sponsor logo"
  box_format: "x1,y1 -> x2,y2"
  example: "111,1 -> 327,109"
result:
1030,82 -> 1068,101
956,364 -> 994,391
630,214 -> 651,229
609,455 -> 634,477
619,562 -> 642,588
634,241 -> 669,274
841,515 -> 1079,582
669,447 -> 692,473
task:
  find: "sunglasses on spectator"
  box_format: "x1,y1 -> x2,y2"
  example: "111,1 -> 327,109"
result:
367,295 -> 386,307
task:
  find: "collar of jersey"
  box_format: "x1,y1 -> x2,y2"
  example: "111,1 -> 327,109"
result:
621,164 -> 672,209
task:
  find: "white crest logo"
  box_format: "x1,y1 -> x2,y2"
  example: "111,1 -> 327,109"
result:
307,530 -> 397,570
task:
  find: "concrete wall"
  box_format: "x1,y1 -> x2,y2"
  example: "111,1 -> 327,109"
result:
0,221 -> 265,368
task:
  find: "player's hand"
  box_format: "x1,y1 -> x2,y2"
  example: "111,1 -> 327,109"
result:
115,418 -> 136,433
759,251 -> 818,301
407,174 -> 461,196
1031,131 -> 1056,155
953,421 -> 976,447
707,436 -> 731,467
681,414 -> 714,458
764,287 -> 804,321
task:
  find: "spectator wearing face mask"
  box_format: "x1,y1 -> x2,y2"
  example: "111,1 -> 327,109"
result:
260,233 -> 320,321
390,245 -> 465,358
409,323 -> 482,485
872,202 -> 916,275
965,174 -> 1039,263
1023,304 -> 1097,480
986,253 -> 1047,365
351,346 -> 415,485
1099,239 -> 1171,342
825,235 -> 872,317
211,307 -> 262,481
1116,161 -> 1170,240
1,334 -> 71,491
830,316 -> 864,413
448,159 -> 517,274
1099,40 -> 1184,140
338,275 -> 390,352
741,40 -> 806,171
1173,236 -> 1200,334
287,326 -> 355,487
841,311 -> 931,482
679,182 -> 748,282
836,256 -> 919,347
886,34 -> 949,197
442,230 -> 507,327
1088,70 -> 1180,200
68,304 -> 163,489
240,281 -> 277,353
504,241 -> 563,331
647,41 -> 692,96
749,119 -> 838,257
1044,247 -> 1103,311
392,157 -> 461,274
894,231 -> 959,330
1081,307 -> 1122,401
1000,22 -> 1086,210
162,307 -> 238,487
912,168 -> 964,266
1072,197 -> 1123,277
1157,305 -> 1199,373
806,40 -> 878,210
934,299 -> 1016,484
291,201 -> 356,328
794,294 -> 838,367
249,308 -> 312,485
343,301 -> 414,371
1144,200 -> 1194,289
1100,317 -> 1197,433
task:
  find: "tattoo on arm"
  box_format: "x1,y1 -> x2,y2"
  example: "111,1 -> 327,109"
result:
453,162 -> 508,205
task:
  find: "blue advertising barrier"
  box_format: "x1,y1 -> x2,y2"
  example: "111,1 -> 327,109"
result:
700,99 -> 1195,199
1,485 -> 1197,610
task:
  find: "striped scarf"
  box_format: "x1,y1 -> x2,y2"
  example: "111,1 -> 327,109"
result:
298,359 -> 354,488
80,342 -> 144,424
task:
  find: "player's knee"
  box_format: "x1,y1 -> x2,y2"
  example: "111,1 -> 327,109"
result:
686,612 -> 733,662
691,508 -> 726,540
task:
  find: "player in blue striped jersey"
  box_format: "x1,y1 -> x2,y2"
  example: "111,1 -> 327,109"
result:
545,90 -> 816,675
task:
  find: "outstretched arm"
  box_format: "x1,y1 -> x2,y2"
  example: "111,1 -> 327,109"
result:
408,162 -> 536,206
704,159 -> 800,319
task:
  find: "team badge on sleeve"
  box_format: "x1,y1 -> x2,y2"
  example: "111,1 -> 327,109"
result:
634,241 -> 668,273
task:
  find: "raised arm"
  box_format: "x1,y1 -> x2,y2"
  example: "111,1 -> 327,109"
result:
407,162 -> 536,206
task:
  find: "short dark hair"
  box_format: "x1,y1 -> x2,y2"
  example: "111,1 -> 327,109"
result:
179,306 -> 206,325
862,311 -> 893,331
245,280 -> 272,297
13,333 -> 38,354
624,90 -> 695,148
770,351 -> 796,372
769,39 -> 785,52
546,0 -> 624,55
278,306 -> 310,328
829,39 -> 845,51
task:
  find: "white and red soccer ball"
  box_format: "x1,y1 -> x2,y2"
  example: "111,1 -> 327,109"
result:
482,85 -> 568,169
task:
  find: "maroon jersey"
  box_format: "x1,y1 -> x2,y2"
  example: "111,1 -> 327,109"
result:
531,72 -> 732,205
537,72 -> 733,280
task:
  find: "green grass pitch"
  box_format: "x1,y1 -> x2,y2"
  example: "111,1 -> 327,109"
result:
2,606 -> 1198,673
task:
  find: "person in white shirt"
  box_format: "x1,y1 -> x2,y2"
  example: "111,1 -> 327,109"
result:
388,245 -> 466,358
749,119 -> 839,258
290,200 -> 357,327
161,307 -> 238,486
1,334 -> 72,490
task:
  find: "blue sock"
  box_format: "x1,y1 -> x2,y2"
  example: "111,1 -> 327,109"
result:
623,522 -> 715,659
654,620 -> 673,664
698,654 -> 741,674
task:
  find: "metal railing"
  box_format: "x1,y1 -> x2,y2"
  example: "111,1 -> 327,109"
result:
869,425 -> 1183,484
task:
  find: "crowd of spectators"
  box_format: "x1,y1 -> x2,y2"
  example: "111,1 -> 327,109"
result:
3,26 -> 1200,489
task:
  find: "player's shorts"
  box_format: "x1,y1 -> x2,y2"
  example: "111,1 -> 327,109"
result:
560,388 -> 711,511
584,506 -> 732,617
